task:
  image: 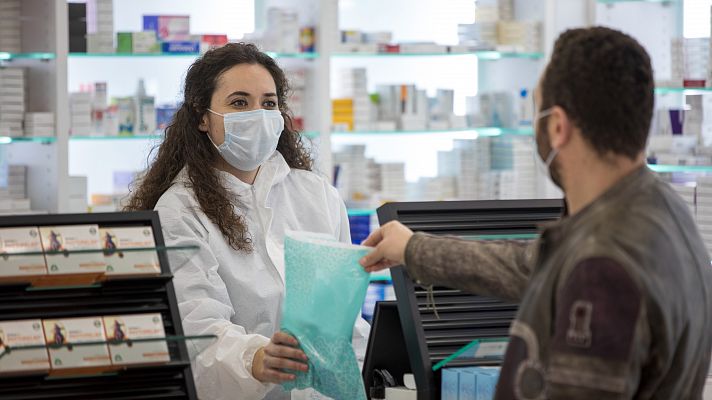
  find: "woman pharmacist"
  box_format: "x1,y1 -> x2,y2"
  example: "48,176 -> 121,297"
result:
126,43 -> 369,400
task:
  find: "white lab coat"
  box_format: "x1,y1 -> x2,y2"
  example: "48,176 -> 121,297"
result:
155,151 -> 371,400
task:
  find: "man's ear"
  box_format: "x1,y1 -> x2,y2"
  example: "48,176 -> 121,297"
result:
548,105 -> 573,150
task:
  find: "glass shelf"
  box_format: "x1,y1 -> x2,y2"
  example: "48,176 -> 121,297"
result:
648,164 -> 712,173
70,135 -> 164,141
0,52 -> 55,61
0,334 -> 217,361
332,127 -> 533,137
0,136 -> 56,144
70,131 -> 319,141
0,244 -> 198,259
331,51 -> 544,60
432,337 -> 509,371
70,52 -> 318,59
598,0 -> 675,3
347,209 -> 376,217
655,87 -> 712,95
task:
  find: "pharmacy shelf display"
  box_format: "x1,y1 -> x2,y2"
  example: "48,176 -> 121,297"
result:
0,211 -> 212,400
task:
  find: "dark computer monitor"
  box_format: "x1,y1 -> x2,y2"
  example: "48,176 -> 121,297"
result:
362,301 -> 411,397
364,199 -> 563,400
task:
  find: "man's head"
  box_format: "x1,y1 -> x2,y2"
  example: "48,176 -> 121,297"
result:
535,27 -> 654,189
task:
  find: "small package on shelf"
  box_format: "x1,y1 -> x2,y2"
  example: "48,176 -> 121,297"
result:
43,317 -> 111,369
103,313 -> 170,365
39,225 -> 106,275
0,227 -> 47,277
0,319 -> 50,374
100,226 -> 160,275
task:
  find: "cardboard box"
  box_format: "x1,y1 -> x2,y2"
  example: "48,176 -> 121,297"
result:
104,313 -> 169,365
43,317 -> 111,369
0,227 -> 46,277
40,225 -> 106,275
0,319 -> 50,373
143,15 -> 190,40
100,227 -> 160,275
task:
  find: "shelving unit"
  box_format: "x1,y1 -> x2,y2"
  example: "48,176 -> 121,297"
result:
0,52 -> 56,61
0,211 -> 210,399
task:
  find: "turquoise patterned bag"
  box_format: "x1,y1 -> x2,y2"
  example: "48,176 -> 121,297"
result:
281,231 -> 370,400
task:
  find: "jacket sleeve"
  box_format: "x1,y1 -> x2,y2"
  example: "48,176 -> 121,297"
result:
545,257 -> 649,399
404,232 -> 535,302
156,205 -> 274,400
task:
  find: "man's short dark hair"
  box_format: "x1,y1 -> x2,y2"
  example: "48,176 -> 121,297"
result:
541,27 -> 654,159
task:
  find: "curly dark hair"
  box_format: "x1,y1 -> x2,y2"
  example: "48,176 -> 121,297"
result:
540,27 -> 654,159
125,43 -> 313,252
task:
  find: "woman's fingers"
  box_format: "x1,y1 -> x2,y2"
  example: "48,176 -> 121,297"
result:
265,342 -> 308,362
264,352 -> 309,372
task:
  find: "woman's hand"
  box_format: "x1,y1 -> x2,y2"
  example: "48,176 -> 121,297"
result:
252,332 -> 309,384
359,221 -> 414,272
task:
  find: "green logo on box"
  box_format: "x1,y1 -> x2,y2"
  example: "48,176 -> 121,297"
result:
50,265 -> 58,271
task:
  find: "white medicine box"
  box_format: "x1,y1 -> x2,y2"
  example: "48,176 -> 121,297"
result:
104,313 -> 170,365
0,319 -> 50,373
43,317 -> 111,369
100,227 -> 160,275
0,227 -> 47,277
40,225 -> 106,275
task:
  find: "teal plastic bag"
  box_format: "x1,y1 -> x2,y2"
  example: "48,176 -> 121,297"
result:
281,231 -> 370,400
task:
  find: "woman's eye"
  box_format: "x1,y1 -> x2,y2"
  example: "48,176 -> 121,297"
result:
232,99 -> 248,107
263,100 -> 277,108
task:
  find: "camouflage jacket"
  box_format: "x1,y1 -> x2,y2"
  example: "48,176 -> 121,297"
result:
404,167 -> 712,399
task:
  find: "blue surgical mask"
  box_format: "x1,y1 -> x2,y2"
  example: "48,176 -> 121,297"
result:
207,108 -> 285,171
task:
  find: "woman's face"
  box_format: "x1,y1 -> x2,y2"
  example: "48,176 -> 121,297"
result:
200,63 -> 279,146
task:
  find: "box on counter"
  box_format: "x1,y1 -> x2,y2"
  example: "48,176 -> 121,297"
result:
39,225 -> 106,275
0,319 -> 50,373
43,317 -> 111,370
100,226 -> 160,275
161,41 -> 199,54
0,227 -> 46,277
103,313 -> 169,365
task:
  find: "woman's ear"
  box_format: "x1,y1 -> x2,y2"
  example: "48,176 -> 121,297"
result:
199,112 -> 209,133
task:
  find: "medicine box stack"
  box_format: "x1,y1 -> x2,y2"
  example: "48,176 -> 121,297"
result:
497,21 -> 541,53
379,163 -> 407,202
116,31 -> 159,54
100,226 -> 160,275
86,0 -> 114,53
70,92 -> 92,136
285,67 -> 307,130
24,112 -> 55,137
264,8 -> 300,53
40,225 -> 106,275
103,313 -> 170,365
0,0 -> 21,53
333,145 -> 379,203
1,165 -> 30,211
442,366 -> 501,400
143,15 -> 198,54
491,136 -> 537,199
0,319 -> 50,374
0,68 -> 26,137
696,178 -> 712,256
340,68 -> 372,132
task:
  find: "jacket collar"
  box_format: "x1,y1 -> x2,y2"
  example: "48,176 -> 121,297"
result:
217,151 -> 291,198
545,165 -> 655,240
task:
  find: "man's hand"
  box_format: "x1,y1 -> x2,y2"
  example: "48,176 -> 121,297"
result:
252,332 -> 308,384
359,221 -> 414,272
